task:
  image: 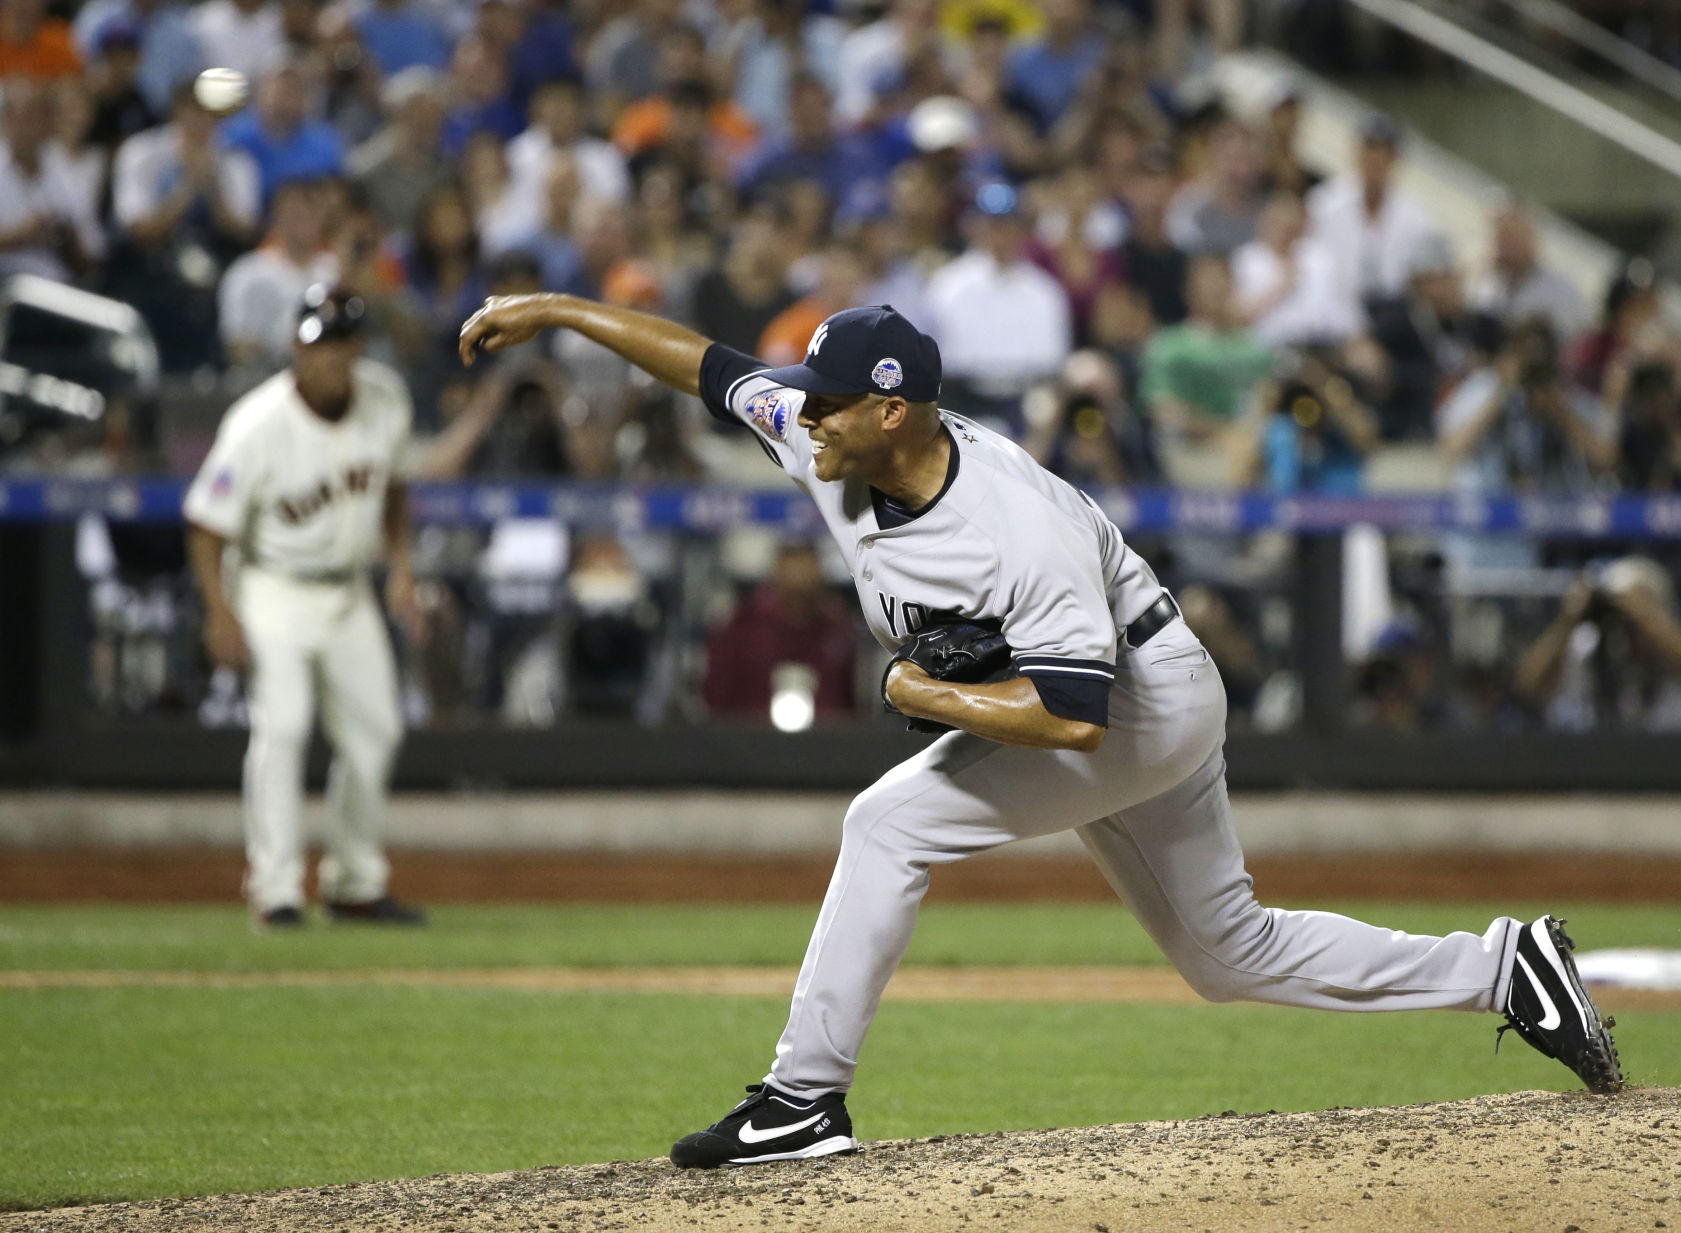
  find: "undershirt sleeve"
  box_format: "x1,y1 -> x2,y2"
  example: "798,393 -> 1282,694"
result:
698,343 -> 769,424
1026,673 -> 1110,728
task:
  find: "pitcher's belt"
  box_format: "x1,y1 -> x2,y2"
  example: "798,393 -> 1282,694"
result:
1124,592 -> 1180,649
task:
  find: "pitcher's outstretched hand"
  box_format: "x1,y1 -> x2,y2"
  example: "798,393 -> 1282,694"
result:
459,295 -> 551,365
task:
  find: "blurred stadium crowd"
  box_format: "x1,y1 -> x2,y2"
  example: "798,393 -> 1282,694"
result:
4,0 -> 1681,737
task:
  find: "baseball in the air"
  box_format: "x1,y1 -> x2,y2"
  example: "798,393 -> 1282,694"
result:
193,67 -> 249,114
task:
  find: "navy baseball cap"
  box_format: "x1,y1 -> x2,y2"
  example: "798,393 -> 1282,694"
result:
759,305 -> 942,403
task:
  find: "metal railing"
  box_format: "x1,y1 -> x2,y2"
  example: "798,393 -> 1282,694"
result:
1346,0 -> 1681,184
1490,0 -> 1681,105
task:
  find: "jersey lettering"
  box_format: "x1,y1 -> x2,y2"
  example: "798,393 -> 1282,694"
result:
275,463 -> 382,525
878,595 -> 929,638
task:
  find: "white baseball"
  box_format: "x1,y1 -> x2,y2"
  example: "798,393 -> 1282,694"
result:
193,67 -> 249,114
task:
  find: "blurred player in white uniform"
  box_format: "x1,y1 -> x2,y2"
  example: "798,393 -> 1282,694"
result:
185,285 -> 426,928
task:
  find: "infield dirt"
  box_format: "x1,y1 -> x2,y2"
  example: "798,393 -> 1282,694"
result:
7,1088 -> 1676,1233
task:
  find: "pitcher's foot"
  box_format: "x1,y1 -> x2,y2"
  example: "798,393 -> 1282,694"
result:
1499,915 -> 1623,1094
671,1084 -> 857,1168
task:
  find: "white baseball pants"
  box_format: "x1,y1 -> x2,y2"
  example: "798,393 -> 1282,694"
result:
767,619 -> 1522,1095
237,568 -> 402,913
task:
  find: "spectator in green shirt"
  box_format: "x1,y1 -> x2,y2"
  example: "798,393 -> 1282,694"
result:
1140,255 -> 1274,487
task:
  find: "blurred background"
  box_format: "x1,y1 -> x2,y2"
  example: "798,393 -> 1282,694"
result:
3,0 -> 1681,891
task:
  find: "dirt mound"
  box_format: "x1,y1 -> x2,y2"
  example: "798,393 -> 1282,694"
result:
8,1088 -> 1678,1233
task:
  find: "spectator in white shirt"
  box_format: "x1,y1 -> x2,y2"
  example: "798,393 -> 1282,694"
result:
924,180 -> 1073,427
1307,112 -> 1435,306
217,179 -> 337,369
0,79 -> 105,282
506,78 -> 629,210
113,80 -> 259,252
188,0 -> 281,81
1470,204 -> 1584,348
50,79 -> 107,223
1232,191 -> 1362,348
833,0 -> 945,124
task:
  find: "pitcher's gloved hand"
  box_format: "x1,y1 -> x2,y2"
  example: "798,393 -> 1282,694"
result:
882,620 -> 1014,733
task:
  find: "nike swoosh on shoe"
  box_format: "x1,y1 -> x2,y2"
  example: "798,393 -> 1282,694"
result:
1530,917 -> 1590,1032
1515,952 -> 1561,1031
737,1110 -> 827,1145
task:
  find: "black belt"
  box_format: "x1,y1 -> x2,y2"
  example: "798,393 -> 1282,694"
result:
256,566 -> 361,585
1124,593 -> 1180,650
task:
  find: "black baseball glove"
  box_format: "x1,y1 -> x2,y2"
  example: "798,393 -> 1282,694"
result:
882,619 -> 1014,734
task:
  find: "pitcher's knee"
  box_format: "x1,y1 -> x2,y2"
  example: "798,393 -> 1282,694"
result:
1168,903 -> 1280,1003
1175,956 -> 1257,1003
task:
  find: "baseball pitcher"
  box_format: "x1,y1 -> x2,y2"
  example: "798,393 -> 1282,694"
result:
186,285 -> 425,928
459,294 -> 1620,1167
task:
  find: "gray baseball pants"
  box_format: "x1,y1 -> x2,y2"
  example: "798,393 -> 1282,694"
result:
767,620 -> 1522,1095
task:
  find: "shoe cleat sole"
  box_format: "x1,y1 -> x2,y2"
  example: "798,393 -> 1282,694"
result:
1547,917 -> 1624,1095
724,1137 -> 860,1167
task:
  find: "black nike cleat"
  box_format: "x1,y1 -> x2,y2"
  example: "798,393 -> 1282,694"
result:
256,905 -> 306,929
671,1084 -> 858,1168
324,896 -> 427,925
1499,915 -> 1623,1094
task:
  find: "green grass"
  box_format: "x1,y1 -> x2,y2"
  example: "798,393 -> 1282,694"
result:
3,902 -> 1680,1209
3,901 -> 1680,971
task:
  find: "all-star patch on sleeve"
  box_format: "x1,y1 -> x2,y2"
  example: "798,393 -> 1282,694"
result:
183,405 -> 265,539
697,342 -> 810,473
698,343 -> 768,425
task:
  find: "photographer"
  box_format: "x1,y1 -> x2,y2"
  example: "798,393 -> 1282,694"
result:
1023,349 -> 1162,487
1238,346 -> 1379,495
1514,558 -> 1681,731
1437,319 -> 1615,491
1615,361 -> 1681,491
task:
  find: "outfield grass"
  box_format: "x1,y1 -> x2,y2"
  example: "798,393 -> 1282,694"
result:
3,901 -> 1679,971
3,902 -> 1679,1210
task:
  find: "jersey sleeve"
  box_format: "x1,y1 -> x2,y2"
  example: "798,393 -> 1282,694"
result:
183,407 -> 263,538
998,529 -> 1118,727
697,342 -> 811,473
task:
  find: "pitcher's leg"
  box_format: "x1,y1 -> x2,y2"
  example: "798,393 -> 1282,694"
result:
242,640 -> 315,913
1078,747 -> 1521,1011
315,594 -> 402,904
768,728 -> 1189,1097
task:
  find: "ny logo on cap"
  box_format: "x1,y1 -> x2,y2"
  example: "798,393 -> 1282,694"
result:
807,322 -> 830,357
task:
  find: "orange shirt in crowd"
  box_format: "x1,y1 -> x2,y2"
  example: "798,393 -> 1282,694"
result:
0,16 -> 82,78
757,297 -> 829,366
611,97 -> 759,165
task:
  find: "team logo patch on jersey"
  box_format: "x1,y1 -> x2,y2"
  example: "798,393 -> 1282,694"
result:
872,357 -> 903,390
210,468 -> 234,498
746,390 -> 791,442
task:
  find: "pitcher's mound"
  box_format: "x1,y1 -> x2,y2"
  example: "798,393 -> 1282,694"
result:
13,1088 -> 1678,1232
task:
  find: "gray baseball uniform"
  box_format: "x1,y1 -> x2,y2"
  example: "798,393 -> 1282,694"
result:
701,343 -> 1522,1098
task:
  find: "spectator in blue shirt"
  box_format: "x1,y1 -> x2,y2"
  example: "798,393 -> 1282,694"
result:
440,32 -> 525,156
473,0 -> 576,109
737,73 -> 872,204
1006,0 -> 1106,130
73,0 -> 203,116
220,60 -> 345,207
1247,350 -> 1380,495
353,0 -> 454,75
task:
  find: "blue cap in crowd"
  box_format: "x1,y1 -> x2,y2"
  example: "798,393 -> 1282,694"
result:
761,305 -> 942,403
